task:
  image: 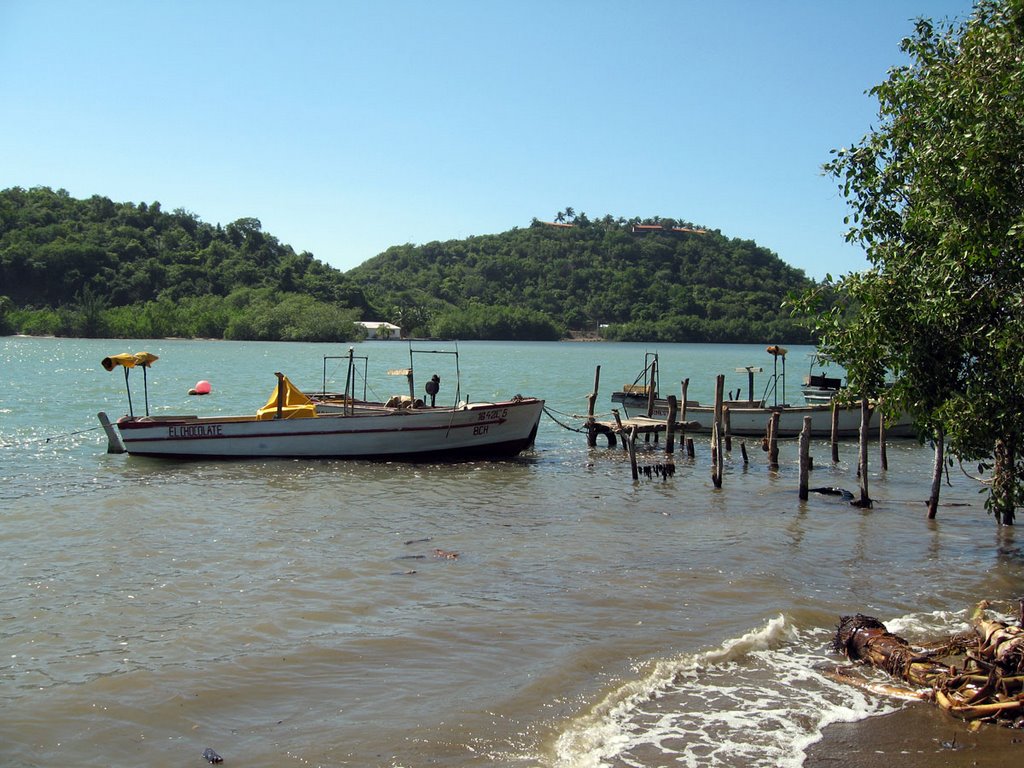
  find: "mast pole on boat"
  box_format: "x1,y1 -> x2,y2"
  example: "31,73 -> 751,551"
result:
274,372 -> 285,419
407,343 -> 416,401
345,347 -> 354,416
123,366 -> 134,418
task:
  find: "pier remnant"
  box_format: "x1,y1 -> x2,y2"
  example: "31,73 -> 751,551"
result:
854,396 -> 872,507
830,402 -> 840,463
665,395 -> 678,455
711,375 -> 725,488
798,416 -> 812,500
586,365 -> 601,447
768,411 -> 780,470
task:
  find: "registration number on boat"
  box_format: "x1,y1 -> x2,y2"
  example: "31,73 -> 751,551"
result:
477,408 -> 507,422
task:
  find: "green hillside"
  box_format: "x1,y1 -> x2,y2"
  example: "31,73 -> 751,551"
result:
0,189 -> 815,343
348,212 -> 815,343
0,186 -> 371,339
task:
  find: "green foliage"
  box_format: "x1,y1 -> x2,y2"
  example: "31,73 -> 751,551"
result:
430,303 -> 563,341
350,216 -> 814,344
1,187 -> 815,344
0,295 -> 12,335
792,0 -> 1024,523
0,186 -> 373,341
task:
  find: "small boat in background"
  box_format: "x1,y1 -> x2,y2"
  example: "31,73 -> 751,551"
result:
801,372 -> 843,405
97,347 -> 544,460
800,353 -> 844,404
610,348 -> 913,438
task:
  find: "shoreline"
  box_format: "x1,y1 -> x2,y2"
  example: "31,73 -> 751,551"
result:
805,702 -> 1024,766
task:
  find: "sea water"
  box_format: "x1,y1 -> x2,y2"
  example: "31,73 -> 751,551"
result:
1,336 -> 1020,767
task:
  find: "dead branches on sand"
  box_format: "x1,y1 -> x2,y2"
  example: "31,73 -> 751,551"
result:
832,600 -> 1024,727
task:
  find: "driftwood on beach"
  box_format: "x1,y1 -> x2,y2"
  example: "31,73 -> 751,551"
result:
832,600 -> 1024,727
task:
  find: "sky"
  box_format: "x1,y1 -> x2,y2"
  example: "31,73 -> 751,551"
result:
1,0 -> 977,281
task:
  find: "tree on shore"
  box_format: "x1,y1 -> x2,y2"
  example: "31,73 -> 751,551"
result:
792,0 -> 1024,524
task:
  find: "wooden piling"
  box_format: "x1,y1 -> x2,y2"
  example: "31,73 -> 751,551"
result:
879,402 -> 888,471
627,425 -> 639,481
686,437 -> 695,458
612,409 -> 627,452
798,415 -> 812,500
711,421 -> 723,488
724,406 -> 732,453
768,411 -> 780,470
830,401 -> 840,463
856,396 -> 872,507
740,440 -> 748,465
665,395 -> 678,455
712,375 -> 725,488
586,365 -> 601,447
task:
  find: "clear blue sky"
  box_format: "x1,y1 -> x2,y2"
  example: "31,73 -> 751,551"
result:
1,0 -> 975,281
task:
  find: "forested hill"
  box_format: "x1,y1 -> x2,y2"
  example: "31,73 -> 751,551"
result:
347,214 -> 815,343
0,186 -> 371,339
0,188 -> 815,343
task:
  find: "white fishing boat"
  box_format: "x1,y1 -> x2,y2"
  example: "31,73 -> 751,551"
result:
97,348 -> 544,460
610,348 -> 913,438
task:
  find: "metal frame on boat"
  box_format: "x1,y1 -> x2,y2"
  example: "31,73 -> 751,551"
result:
97,346 -> 544,460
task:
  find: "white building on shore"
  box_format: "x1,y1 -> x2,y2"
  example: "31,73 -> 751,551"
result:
356,321 -> 402,340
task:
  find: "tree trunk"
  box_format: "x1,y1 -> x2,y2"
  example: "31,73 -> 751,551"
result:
992,438 -> 1017,526
927,426 -> 944,520
833,603 -> 1024,725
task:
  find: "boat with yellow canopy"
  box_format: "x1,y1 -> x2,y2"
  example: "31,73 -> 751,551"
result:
96,347 -> 544,461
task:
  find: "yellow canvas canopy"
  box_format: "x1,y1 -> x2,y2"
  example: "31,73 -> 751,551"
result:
256,374 -> 318,420
101,351 -> 159,371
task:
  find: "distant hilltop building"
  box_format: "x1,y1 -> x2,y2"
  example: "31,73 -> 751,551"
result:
356,321 -> 402,340
631,224 -> 708,236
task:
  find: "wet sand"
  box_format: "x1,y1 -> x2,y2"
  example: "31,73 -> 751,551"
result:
805,702 -> 1024,767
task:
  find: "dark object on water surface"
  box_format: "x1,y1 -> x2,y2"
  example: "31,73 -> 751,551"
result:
809,486 -> 854,501
202,747 -> 224,763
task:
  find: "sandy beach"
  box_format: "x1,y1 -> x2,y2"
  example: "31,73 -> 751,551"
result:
806,702 -> 1024,767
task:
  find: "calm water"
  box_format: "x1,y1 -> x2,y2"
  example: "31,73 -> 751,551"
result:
2,337 -> 1021,767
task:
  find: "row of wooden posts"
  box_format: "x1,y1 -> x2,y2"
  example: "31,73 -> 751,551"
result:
585,365 -> 883,506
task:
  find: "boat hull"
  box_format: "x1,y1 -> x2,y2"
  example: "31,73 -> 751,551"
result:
112,398 -> 544,460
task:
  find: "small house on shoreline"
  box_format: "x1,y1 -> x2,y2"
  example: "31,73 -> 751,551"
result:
357,321 -> 402,340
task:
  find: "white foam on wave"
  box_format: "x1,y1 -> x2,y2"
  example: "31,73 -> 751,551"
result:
550,614 -> 898,768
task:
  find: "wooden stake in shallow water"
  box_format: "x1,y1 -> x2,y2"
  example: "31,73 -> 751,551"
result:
626,425 -> 639,481
665,395 -> 678,455
879,400 -> 888,471
586,365 -> 601,448
767,411 -> 780,470
711,375 -> 725,488
612,409 -> 627,452
830,401 -> 840,464
798,416 -> 812,500
855,396 -> 872,507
